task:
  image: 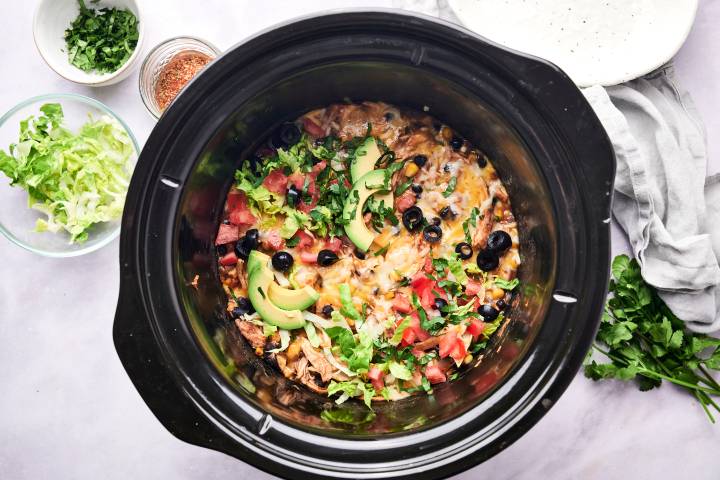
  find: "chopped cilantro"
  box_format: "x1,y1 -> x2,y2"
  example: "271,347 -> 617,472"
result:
442,177 -> 457,197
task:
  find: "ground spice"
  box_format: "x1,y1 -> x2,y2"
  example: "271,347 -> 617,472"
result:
154,51 -> 211,111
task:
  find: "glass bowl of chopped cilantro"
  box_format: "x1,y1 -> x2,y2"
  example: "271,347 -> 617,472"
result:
0,94 -> 139,256
33,0 -> 144,86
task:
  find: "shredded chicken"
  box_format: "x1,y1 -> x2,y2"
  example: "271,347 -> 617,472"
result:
472,206 -> 495,250
300,338 -> 335,383
235,320 -> 265,349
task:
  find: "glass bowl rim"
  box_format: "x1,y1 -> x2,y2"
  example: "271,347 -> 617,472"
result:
0,92 -> 140,258
139,35 -> 222,120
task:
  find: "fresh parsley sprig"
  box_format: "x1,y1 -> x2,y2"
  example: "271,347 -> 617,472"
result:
585,255 -> 720,422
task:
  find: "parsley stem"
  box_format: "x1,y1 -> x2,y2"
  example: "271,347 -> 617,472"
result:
592,345 -> 720,396
694,391 -> 716,423
699,365 -> 720,391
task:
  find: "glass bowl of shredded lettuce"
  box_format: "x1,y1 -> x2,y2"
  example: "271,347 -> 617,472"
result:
0,94 -> 139,256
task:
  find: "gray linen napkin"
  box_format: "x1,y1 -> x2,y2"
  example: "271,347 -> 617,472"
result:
584,64 -> 720,333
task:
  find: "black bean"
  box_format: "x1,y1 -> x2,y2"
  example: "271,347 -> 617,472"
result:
232,297 -> 254,317
321,305 -> 334,317
411,184 -> 423,194
413,155 -> 428,167
354,249 -> 366,260
450,136 -> 463,151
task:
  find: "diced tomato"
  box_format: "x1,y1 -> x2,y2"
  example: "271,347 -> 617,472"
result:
300,250 -> 318,264
293,230 -> 314,250
467,318 -> 486,342
399,313 -> 430,346
226,192 -> 256,226
368,366 -> 384,391
287,172 -> 304,190
311,160 -> 327,176
226,191 -> 247,211
423,257 -> 433,273
392,293 -> 412,314
465,280 -> 483,297
228,209 -> 256,226
323,237 -> 343,253
400,327 -> 416,347
395,189 -> 416,213
215,223 -> 239,245
262,169 -> 289,195
262,230 -> 284,251
297,195 -> 319,214
411,272 -> 447,311
409,312 -> 430,341
219,251 -> 238,266
302,117 -> 325,138
438,330 -> 458,359
425,363 -> 447,384
450,338 -> 467,362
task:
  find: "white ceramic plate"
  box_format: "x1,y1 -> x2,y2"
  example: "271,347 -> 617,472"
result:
448,0 -> 698,86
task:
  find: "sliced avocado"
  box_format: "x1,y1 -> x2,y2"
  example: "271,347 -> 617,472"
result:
246,250 -> 269,276
247,250 -> 319,311
247,251 -> 305,329
343,169 -> 389,252
351,137 -> 393,207
268,282 -> 319,310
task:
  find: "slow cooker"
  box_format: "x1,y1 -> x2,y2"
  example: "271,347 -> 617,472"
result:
114,10 -> 615,480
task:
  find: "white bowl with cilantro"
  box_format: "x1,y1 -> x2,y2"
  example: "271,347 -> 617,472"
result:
33,0 -> 144,86
0,94 -> 139,256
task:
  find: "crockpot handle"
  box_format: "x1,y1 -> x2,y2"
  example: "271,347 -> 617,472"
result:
485,49 -> 616,215
113,281 -> 225,447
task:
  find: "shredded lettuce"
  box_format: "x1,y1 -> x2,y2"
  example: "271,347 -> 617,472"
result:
304,321 -> 321,348
327,379 -> 375,408
280,208 -> 309,238
494,277 -> 520,291
388,360 -> 413,381
338,284 -> 362,323
447,254 -> 468,284
267,329 -> 291,353
263,323 -> 278,337
389,316 -> 411,346
0,103 -> 134,243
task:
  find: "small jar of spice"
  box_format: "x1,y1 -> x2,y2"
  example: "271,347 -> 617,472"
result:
139,36 -> 221,119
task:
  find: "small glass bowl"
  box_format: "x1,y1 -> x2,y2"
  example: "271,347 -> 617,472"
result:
0,94 -> 139,257
139,36 -> 221,119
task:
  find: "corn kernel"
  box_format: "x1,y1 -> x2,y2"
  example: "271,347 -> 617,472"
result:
384,291 -> 396,300
491,287 -> 505,299
286,341 -> 301,360
464,354 -> 473,364
404,162 -> 419,177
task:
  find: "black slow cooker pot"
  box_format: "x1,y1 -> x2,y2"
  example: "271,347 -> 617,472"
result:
114,10 -> 614,480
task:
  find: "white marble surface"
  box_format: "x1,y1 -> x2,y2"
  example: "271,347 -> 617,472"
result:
1,1 -> 719,479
